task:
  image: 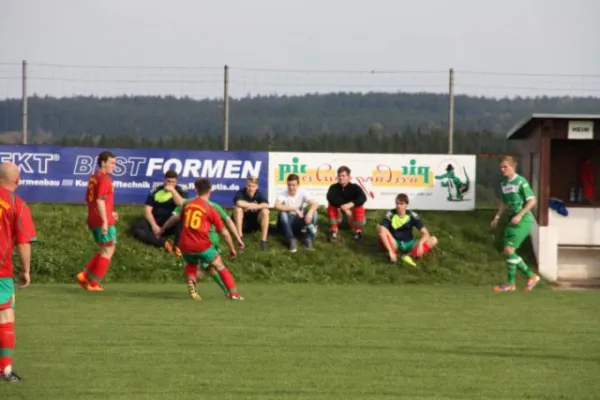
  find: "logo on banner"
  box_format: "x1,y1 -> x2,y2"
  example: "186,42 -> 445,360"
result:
0,152 -> 60,174
434,160 -> 471,202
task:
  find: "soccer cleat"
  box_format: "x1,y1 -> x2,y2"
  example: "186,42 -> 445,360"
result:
229,293 -> 244,300
87,284 -> 105,292
76,272 -> 90,290
328,230 -> 338,242
525,275 -> 541,291
494,283 -> 516,292
164,240 -> 175,254
400,255 -> 417,267
2,371 -> 22,382
187,281 -> 201,300
354,231 -> 363,242
174,247 -> 182,258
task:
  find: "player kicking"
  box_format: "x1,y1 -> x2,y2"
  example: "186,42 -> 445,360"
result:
76,151 -> 119,292
172,178 -> 244,300
0,162 -> 37,382
491,156 -> 541,292
162,197 -> 245,298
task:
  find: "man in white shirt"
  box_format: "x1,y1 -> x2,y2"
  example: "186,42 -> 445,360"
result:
274,173 -> 319,252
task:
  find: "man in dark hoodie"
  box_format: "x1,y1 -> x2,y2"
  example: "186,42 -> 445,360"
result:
326,165 -> 367,242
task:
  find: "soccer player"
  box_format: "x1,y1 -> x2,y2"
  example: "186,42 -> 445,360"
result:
162,196 -> 244,297
176,178 -> 244,300
491,156 -> 541,292
0,162 -> 37,382
377,193 -> 438,266
76,151 -> 119,292
326,166 -> 367,242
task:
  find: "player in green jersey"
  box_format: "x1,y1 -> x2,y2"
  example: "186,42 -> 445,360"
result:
161,198 -> 244,297
491,156 -> 541,292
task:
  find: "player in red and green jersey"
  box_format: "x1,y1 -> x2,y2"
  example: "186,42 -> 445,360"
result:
170,178 -> 244,300
76,151 -> 119,292
0,162 -> 37,382
491,156 -> 541,292
163,197 -> 245,297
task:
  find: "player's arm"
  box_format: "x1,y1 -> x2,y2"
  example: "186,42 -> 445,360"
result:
326,184 -> 343,207
516,181 -> 537,218
493,203 -> 507,223
161,205 -> 182,232
352,184 -> 367,207
167,185 -> 185,206
15,202 -> 37,288
214,209 -> 237,255
96,179 -> 111,227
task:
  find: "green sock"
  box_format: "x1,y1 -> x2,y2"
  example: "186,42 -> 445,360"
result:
506,254 -> 519,285
515,254 -> 534,279
211,271 -> 228,295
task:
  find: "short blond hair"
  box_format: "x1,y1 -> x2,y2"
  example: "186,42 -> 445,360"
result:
500,155 -> 517,166
246,176 -> 259,185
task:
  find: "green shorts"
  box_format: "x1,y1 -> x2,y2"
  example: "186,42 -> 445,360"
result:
0,278 -> 15,310
90,225 -> 118,246
200,233 -> 222,268
504,221 -> 532,250
396,239 -> 415,254
183,246 -> 219,270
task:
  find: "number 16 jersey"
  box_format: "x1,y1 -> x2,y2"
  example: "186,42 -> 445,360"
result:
176,197 -> 225,253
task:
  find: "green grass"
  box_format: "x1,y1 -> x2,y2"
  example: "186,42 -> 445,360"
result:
26,203 -> 534,285
2,283 -> 599,399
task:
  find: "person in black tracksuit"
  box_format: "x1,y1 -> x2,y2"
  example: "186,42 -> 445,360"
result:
131,170 -> 188,253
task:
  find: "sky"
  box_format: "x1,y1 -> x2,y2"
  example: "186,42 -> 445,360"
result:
1,0 -> 600,99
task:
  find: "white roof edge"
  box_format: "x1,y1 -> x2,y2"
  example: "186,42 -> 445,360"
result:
507,113 -> 600,139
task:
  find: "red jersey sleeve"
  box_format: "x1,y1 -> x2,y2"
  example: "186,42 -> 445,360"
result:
15,200 -> 37,244
210,206 -> 226,232
97,176 -> 112,199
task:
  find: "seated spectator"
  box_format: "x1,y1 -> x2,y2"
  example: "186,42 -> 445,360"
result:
131,170 -> 187,253
376,193 -> 438,266
274,173 -> 318,252
232,176 -> 270,251
326,165 -> 367,242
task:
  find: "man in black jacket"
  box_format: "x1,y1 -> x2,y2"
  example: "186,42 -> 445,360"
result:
131,170 -> 187,253
326,165 -> 367,242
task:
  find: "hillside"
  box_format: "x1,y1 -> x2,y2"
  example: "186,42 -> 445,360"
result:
2,92 -> 600,141
23,203 -> 536,286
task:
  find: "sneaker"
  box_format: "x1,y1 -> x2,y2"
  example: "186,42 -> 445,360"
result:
525,275 -> 541,291
400,254 -> 417,267
302,238 -> 314,251
328,230 -> 338,242
494,283 -> 516,292
2,370 -> 22,382
260,240 -> 269,252
289,238 -> 298,253
354,231 -> 363,242
187,280 -> 201,300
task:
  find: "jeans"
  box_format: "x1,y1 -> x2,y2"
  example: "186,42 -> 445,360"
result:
277,211 -> 318,241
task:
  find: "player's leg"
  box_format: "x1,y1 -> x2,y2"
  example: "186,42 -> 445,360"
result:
327,204 -> 340,241
376,224 -> 399,263
410,236 -> 438,258
300,210 -> 318,250
204,233 -> 228,296
182,254 -> 202,300
511,222 -> 540,291
257,208 -> 270,250
0,279 -> 19,381
205,250 -> 243,300
78,226 -> 117,292
351,205 -> 366,240
495,226 -> 522,292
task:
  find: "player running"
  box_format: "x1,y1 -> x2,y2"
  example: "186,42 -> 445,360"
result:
76,151 -> 119,292
491,156 -> 541,292
162,196 -> 244,297
171,178 -> 244,300
0,162 -> 37,382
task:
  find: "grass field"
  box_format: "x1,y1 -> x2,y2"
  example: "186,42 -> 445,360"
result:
1,283 -> 599,399
26,203 -> 535,286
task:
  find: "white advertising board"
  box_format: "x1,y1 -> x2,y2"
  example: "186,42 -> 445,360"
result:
268,152 -> 476,211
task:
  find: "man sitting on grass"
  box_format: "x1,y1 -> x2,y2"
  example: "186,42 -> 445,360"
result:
232,176 -> 270,251
376,193 -> 438,266
274,173 -> 318,252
